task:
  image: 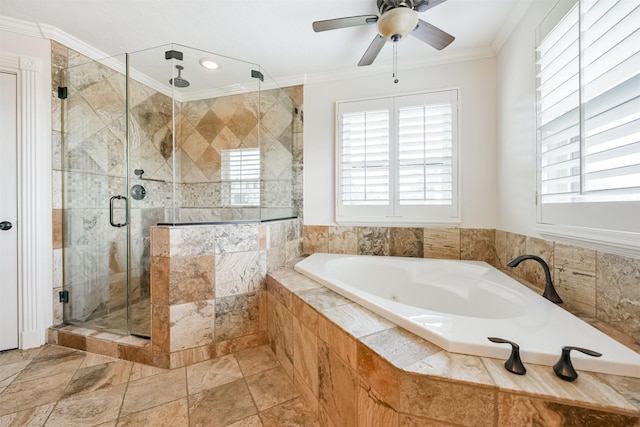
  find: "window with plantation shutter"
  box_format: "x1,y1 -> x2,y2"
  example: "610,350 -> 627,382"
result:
221,148 -> 260,206
336,90 -> 459,225
535,0 -> 640,249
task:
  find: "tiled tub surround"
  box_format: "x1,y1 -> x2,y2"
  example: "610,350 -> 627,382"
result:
266,265 -> 640,426
303,225 -> 640,345
51,218 -> 303,368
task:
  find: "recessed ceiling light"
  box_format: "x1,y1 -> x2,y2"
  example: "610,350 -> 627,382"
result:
199,58 -> 220,70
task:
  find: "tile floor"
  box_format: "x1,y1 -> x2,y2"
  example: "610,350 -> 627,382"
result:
0,344 -> 319,426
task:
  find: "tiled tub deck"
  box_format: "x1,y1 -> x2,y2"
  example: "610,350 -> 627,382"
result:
266,263 -> 640,427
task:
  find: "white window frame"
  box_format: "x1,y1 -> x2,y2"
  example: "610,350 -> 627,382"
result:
335,89 -> 460,226
534,0 -> 640,257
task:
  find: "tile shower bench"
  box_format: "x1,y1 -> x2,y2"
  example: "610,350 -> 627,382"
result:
266,262 -> 640,427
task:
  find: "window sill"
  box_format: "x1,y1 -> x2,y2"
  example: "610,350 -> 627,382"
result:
535,223 -> 640,258
336,216 -> 461,228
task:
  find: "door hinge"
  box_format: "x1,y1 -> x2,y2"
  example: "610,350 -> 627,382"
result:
59,290 -> 69,303
57,86 -> 68,99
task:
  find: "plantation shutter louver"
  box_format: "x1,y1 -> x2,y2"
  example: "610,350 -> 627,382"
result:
221,148 -> 260,206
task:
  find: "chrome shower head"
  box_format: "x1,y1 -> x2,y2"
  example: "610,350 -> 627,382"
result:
169,65 -> 190,88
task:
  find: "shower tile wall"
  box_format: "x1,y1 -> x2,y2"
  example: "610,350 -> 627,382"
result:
51,40 -> 304,334
303,225 -> 640,344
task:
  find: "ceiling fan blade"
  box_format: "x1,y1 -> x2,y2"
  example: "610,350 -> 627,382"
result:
411,19 -> 455,50
413,0 -> 448,13
358,34 -> 386,66
312,15 -> 378,32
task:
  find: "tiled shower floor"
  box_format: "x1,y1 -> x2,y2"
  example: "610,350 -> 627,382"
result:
0,344 -> 318,426
85,298 -> 151,338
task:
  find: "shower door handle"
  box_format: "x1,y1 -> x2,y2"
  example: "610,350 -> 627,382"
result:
109,195 -> 128,228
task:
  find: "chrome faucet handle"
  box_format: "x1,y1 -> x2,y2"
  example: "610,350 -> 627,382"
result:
488,337 -> 526,375
553,346 -> 602,382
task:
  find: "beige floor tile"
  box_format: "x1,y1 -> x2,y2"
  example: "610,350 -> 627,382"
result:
0,402 -> 55,427
186,354 -> 243,395
45,383 -> 126,426
235,345 -> 280,378
0,371 -> 74,416
63,359 -> 133,397
227,414 -> 264,426
259,397 -> 319,427
120,368 -> 187,416
13,346 -> 85,384
189,379 -> 257,427
0,347 -> 43,366
0,360 -> 30,388
246,367 -> 299,411
116,398 -> 189,427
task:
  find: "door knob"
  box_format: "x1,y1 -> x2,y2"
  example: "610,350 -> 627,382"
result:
0,221 -> 12,231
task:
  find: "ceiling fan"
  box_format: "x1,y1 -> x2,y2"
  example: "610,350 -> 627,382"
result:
312,0 -> 455,66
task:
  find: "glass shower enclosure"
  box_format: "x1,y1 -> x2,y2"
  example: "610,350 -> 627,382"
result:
60,43 -> 297,337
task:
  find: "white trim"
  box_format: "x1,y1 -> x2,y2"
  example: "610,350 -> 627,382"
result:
0,51 -> 52,349
535,223 -> 640,258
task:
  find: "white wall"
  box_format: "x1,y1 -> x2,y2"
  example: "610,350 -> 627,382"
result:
304,57 -> 497,227
495,1 -> 568,236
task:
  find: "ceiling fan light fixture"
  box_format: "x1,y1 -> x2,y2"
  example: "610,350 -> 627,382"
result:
377,7 -> 419,42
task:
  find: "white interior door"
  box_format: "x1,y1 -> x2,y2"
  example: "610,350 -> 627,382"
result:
0,71 -> 19,351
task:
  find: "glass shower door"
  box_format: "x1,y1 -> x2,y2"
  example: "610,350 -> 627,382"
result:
61,54 -> 130,334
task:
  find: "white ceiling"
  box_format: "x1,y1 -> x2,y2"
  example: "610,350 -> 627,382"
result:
0,0 -> 531,91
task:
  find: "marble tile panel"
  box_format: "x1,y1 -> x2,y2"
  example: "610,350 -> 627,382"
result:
246,366 -> 299,411
407,351 -> 494,386
214,332 -> 267,359
268,268 -> 323,293
117,345 -> 153,366
399,374 -> 495,426
259,396 -> 320,427
293,370 -> 319,414
235,345 -> 280,378
297,287 -> 351,312
116,397 -> 189,427
186,353 -> 243,395
0,371 -> 73,416
524,236 -> 554,289
357,342 -> 400,408
151,304 -> 169,352
0,402 -> 55,427
321,303 -> 395,339
120,368 -> 187,416
63,359 -> 132,397
267,292 -> 293,365
293,294 -> 319,332
390,228 -> 424,258
358,383 -> 399,427
57,331 -> 87,351
423,228 -> 460,260
168,345 -> 211,369
598,374 -> 640,411
168,226 -> 217,257
304,225 -> 329,255
170,300 -> 215,351
151,226 -> 170,257
554,243 -> 597,317
215,224 -> 260,253
359,327 -> 441,370
52,209 -> 62,249
45,383 -> 126,427
151,256 -> 169,306
497,393 -> 640,427
358,227 -> 390,256
504,231 -> 527,271
317,314 -> 358,370
318,341 -> 358,427
328,226 -> 358,255
216,251 -> 266,298
460,228 -> 498,267
494,229 -> 508,266
215,293 -> 260,342
596,252 -> 640,343
293,318 -> 319,396
168,255 -> 216,304
188,379 -> 257,427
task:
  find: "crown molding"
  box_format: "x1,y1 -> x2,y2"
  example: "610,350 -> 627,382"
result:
0,15 -> 43,38
491,0 -> 534,53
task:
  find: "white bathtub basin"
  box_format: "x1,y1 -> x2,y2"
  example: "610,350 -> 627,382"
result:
294,253 -> 640,378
